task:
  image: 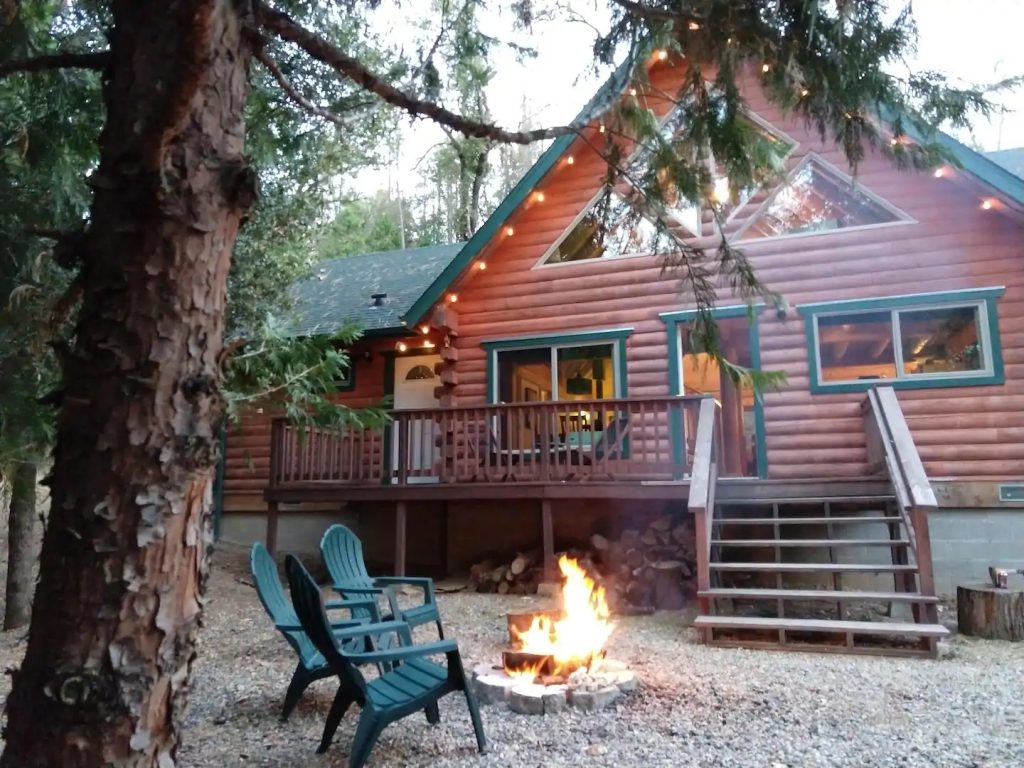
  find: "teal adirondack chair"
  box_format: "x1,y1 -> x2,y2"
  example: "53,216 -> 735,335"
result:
251,543 -> 384,720
285,554 -> 486,765
320,524 -> 444,638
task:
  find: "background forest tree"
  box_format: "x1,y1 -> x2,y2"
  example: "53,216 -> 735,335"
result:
0,0 -> 1015,766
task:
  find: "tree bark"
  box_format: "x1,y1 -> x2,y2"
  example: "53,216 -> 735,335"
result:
3,461 -> 37,631
1,2 -> 253,766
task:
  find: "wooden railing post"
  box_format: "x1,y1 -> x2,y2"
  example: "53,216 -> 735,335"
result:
396,413 -> 409,485
688,397 -> 719,641
269,418 -> 284,488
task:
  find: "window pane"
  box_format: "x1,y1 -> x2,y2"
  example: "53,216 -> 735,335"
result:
556,344 -> 615,400
745,159 -> 901,239
817,312 -> 897,382
545,194 -> 660,264
496,348 -> 552,403
899,306 -> 983,375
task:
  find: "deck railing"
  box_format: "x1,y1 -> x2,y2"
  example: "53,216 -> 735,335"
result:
686,397 -> 721,642
268,395 -> 708,488
863,386 -> 939,622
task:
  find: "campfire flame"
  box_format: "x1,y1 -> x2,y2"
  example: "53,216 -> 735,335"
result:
506,556 -> 614,678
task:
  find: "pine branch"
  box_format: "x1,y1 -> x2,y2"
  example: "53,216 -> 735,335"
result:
608,0 -> 678,21
255,48 -> 348,127
0,50 -> 108,78
255,0 -> 616,144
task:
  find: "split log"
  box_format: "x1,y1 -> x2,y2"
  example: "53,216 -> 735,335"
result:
509,551 -> 536,577
957,585 -> 1024,641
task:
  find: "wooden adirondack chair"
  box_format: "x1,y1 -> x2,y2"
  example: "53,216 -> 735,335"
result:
251,542 -> 385,720
285,555 -> 487,765
320,524 -> 445,638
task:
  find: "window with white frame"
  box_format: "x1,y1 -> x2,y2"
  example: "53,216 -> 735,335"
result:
801,290 -> 1005,392
539,191 -> 664,265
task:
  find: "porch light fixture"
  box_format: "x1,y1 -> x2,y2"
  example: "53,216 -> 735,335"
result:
395,341 -> 408,353
800,88 -> 810,97
934,168 -> 945,178
981,199 -> 994,210
420,324 -> 429,334
423,340 -> 436,349
505,225 -> 515,236
599,124 -> 606,133
629,87 -> 637,97
566,155 -> 575,165
477,261 -> 487,270
656,49 -> 668,61
688,21 -> 700,30
535,192 -> 545,203
711,176 -> 730,203
762,63 -> 770,73
447,293 -> 458,303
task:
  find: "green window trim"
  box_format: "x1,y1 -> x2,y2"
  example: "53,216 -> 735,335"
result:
798,287 -> 1006,394
483,327 -> 633,403
659,304 -> 768,479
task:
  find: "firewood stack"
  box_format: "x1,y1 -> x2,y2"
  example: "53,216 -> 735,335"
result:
466,514 -> 696,612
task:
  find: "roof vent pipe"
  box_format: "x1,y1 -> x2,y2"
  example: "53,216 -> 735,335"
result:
370,292 -> 387,307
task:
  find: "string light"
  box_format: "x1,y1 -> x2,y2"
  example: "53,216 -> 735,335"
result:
420,324 -> 429,335
477,261 -> 487,270
396,341 -> 408,353
762,63 -> 770,73
505,225 -> 515,236
447,293 -> 458,303
800,88 -> 810,97
629,87 -> 637,97
688,21 -> 700,30
981,199 -> 994,210
656,49 -> 668,61
933,168 -> 945,178
536,192 -> 545,203
566,155 -> 575,165
423,340 -> 436,349
599,124 -> 606,133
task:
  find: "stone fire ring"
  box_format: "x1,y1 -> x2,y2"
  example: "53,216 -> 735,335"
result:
471,659 -> 638,715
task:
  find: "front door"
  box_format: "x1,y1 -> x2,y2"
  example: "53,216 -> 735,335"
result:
392,355 -> 441,482
679,317 -> 763,478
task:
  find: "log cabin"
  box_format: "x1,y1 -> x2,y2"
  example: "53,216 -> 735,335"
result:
220,53 -> 1024,655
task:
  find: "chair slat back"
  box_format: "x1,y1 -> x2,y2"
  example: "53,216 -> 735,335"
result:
251,543 -> 319,666
285,554 -> 368,695
321,524 -> 373,587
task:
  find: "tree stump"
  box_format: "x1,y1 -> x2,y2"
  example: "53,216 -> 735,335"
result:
957,585 -> 1024,641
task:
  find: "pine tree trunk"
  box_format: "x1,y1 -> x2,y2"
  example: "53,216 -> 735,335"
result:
3,461 -> 36,631
1,2 -> 253,766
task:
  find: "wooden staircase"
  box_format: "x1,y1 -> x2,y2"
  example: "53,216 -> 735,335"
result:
687,390 -> 949,658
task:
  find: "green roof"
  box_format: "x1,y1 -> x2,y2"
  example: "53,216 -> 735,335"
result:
287,242 -> 464,337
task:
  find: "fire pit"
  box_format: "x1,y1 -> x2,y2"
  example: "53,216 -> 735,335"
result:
471,556 -> 639,714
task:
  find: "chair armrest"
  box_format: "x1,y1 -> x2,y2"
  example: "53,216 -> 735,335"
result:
330,619 -> 411,641
373,577 -> 436,605
325,598 -> 377,612
332,584 -> 385,595
344,639 -> 459,664
275,619 -> 365,632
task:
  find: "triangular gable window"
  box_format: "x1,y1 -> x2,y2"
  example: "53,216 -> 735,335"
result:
737,154 -> 908,240
540,190 -> 667,265
640,107 -> 796,237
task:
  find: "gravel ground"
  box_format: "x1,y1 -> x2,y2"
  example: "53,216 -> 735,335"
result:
2,542 -> 1023,767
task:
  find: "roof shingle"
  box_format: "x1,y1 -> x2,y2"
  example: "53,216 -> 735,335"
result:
286,242 -> 464,337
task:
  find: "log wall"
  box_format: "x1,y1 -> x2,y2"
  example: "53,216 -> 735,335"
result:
445,59 -> 1024,480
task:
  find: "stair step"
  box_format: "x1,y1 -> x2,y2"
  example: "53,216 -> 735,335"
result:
710,562 -> 918,573
716,515 -> 900,525
693,615 -> 949,638
699,588 -> 939,603
712,539 -> 910,548
715,495 -> 895,505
